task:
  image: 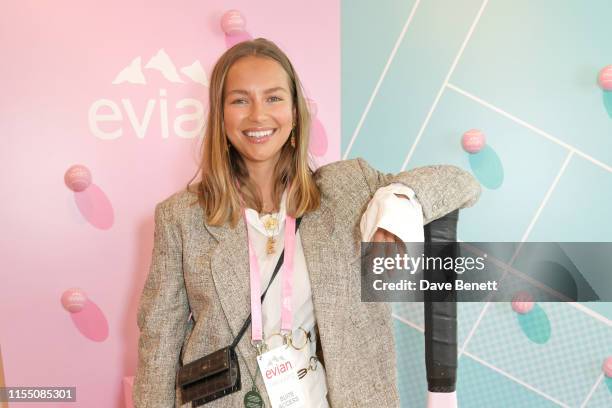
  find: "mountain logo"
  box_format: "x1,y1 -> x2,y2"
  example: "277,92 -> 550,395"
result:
89,48 -> 208,140
112,48 -> 208,86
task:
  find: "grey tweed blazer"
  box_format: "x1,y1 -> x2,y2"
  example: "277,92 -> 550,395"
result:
133,157 -> 481,407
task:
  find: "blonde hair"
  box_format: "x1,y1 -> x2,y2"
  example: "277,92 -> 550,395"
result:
186,38 -> 320,228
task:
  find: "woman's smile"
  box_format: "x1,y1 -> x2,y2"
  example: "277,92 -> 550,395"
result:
242,127 -> 277,144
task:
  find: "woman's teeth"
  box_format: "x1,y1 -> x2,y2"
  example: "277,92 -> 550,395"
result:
244,129 -> 275,138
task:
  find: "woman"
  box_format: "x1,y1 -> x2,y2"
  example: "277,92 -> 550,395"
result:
133,38 -> 480,407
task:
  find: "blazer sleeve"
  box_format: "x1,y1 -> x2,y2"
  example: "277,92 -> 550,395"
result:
355,157 -> 481,225
133,200 -> 191,408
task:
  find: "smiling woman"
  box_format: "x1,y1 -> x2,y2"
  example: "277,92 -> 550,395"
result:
223,56 -> 297,211
133,38 -> 481,408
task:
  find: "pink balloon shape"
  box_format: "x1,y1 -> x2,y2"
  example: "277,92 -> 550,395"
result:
603,356 -> 612,378
64,164 -> 92,192
511,291 -> 534,314
61,287 -> 88,313
462,129 -> 486,154
598,65 -> 612,91
221,10 -> 246,34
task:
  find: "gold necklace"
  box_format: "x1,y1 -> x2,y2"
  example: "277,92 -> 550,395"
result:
260,211 -> 280,255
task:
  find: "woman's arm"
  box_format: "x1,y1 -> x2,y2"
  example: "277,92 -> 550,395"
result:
132,200 -> 191,407
356,157 -> 481,225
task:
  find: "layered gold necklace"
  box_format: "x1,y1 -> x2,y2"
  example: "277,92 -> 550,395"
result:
260,211 -> 280,255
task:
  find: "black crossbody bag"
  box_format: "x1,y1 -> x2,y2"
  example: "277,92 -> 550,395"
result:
178,216 -> 303,407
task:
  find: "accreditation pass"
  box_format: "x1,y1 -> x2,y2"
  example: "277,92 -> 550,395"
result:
257,346 -> 305,408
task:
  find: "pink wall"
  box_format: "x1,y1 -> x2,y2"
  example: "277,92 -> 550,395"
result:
0,1 -> 339,406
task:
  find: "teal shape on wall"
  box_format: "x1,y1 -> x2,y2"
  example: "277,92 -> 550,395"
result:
468,145 -> 504,189
516,304 -> 551,344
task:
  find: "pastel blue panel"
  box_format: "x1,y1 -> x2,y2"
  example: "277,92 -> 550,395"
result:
408,88 -> 567,242
344,0 -> 483,172
341,0 -> 417,154
457,356 -> 560,408
587,376 -> 612,407
451,0 -> 612,167
392,317 -> 427,407
463,302 -> 612,407
528,157 -> 612,242
527,157 -> 612,321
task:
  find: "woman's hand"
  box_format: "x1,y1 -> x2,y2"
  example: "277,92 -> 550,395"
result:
371,193 -> 410,244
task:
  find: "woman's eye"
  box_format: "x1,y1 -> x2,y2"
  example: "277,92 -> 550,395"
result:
267,96 -> 282,102
231,99 -> 247,104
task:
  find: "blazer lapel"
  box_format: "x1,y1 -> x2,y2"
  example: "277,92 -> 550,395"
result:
299,200 -> 347,356
204,217 -> 260,383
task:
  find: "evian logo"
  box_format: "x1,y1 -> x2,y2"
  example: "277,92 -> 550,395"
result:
89,48 -> 208,140
265,355 -> 293,380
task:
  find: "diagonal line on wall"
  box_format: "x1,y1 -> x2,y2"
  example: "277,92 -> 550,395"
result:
342,0 -> 422,160
400,0 -> 490,171
579,373 -> 604,408
446,83 -> 612,173
392,314 -> 570,407
459,151 -> 573,358
463,350 -> 572,408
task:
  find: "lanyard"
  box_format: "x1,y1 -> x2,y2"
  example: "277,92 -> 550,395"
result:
237,183 -> 297,346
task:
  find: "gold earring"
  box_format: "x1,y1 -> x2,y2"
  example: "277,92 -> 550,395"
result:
290,134 -> 296,148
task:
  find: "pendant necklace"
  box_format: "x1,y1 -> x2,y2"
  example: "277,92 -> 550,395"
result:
260,211 -> 280,255
243,367 -> 264,407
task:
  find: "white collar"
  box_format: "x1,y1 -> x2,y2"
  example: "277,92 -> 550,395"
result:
244,189 -> 288,236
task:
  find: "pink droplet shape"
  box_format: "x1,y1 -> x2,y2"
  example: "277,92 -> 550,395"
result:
309,118 -> 328,157
225,31 -> 253,49
69,299 -> 109,342
74,183 -> 114,230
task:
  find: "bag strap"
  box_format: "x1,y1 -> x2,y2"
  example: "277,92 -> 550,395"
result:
230,216 -> 303,349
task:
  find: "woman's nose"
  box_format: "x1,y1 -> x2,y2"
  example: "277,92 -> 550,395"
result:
248,100 -> 266,122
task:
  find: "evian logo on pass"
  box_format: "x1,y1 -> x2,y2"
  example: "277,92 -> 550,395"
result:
89,48 -> 208,140
265,355 -> 294,380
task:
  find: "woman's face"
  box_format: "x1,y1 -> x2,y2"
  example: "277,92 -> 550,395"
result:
223,55 -> 295,169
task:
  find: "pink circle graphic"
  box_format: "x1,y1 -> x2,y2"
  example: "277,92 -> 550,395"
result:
598,65 -> 612,91
511,291 -> 534,314
64,164 -> 92,192
221,10 -> 246,34
462,129 -> 486,154
61,287 -> 88,313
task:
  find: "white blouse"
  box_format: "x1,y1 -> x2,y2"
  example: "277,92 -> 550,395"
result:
244,183 -> 425,407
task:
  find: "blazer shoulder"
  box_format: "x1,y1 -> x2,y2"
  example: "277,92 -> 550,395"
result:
313,158 -> 365,193
154,184 -> 199,222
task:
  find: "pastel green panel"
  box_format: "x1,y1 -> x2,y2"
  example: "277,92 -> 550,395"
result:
341,0 -> 417,155
464,302 -> 612,407
456,356 -> 561,408
451,0 -> 612,167
342,0 -> 483,172
392,318 -> 428,407
408,89 -> 567,242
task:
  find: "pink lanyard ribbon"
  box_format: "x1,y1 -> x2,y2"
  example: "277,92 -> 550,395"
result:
237,182 -> 296,343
